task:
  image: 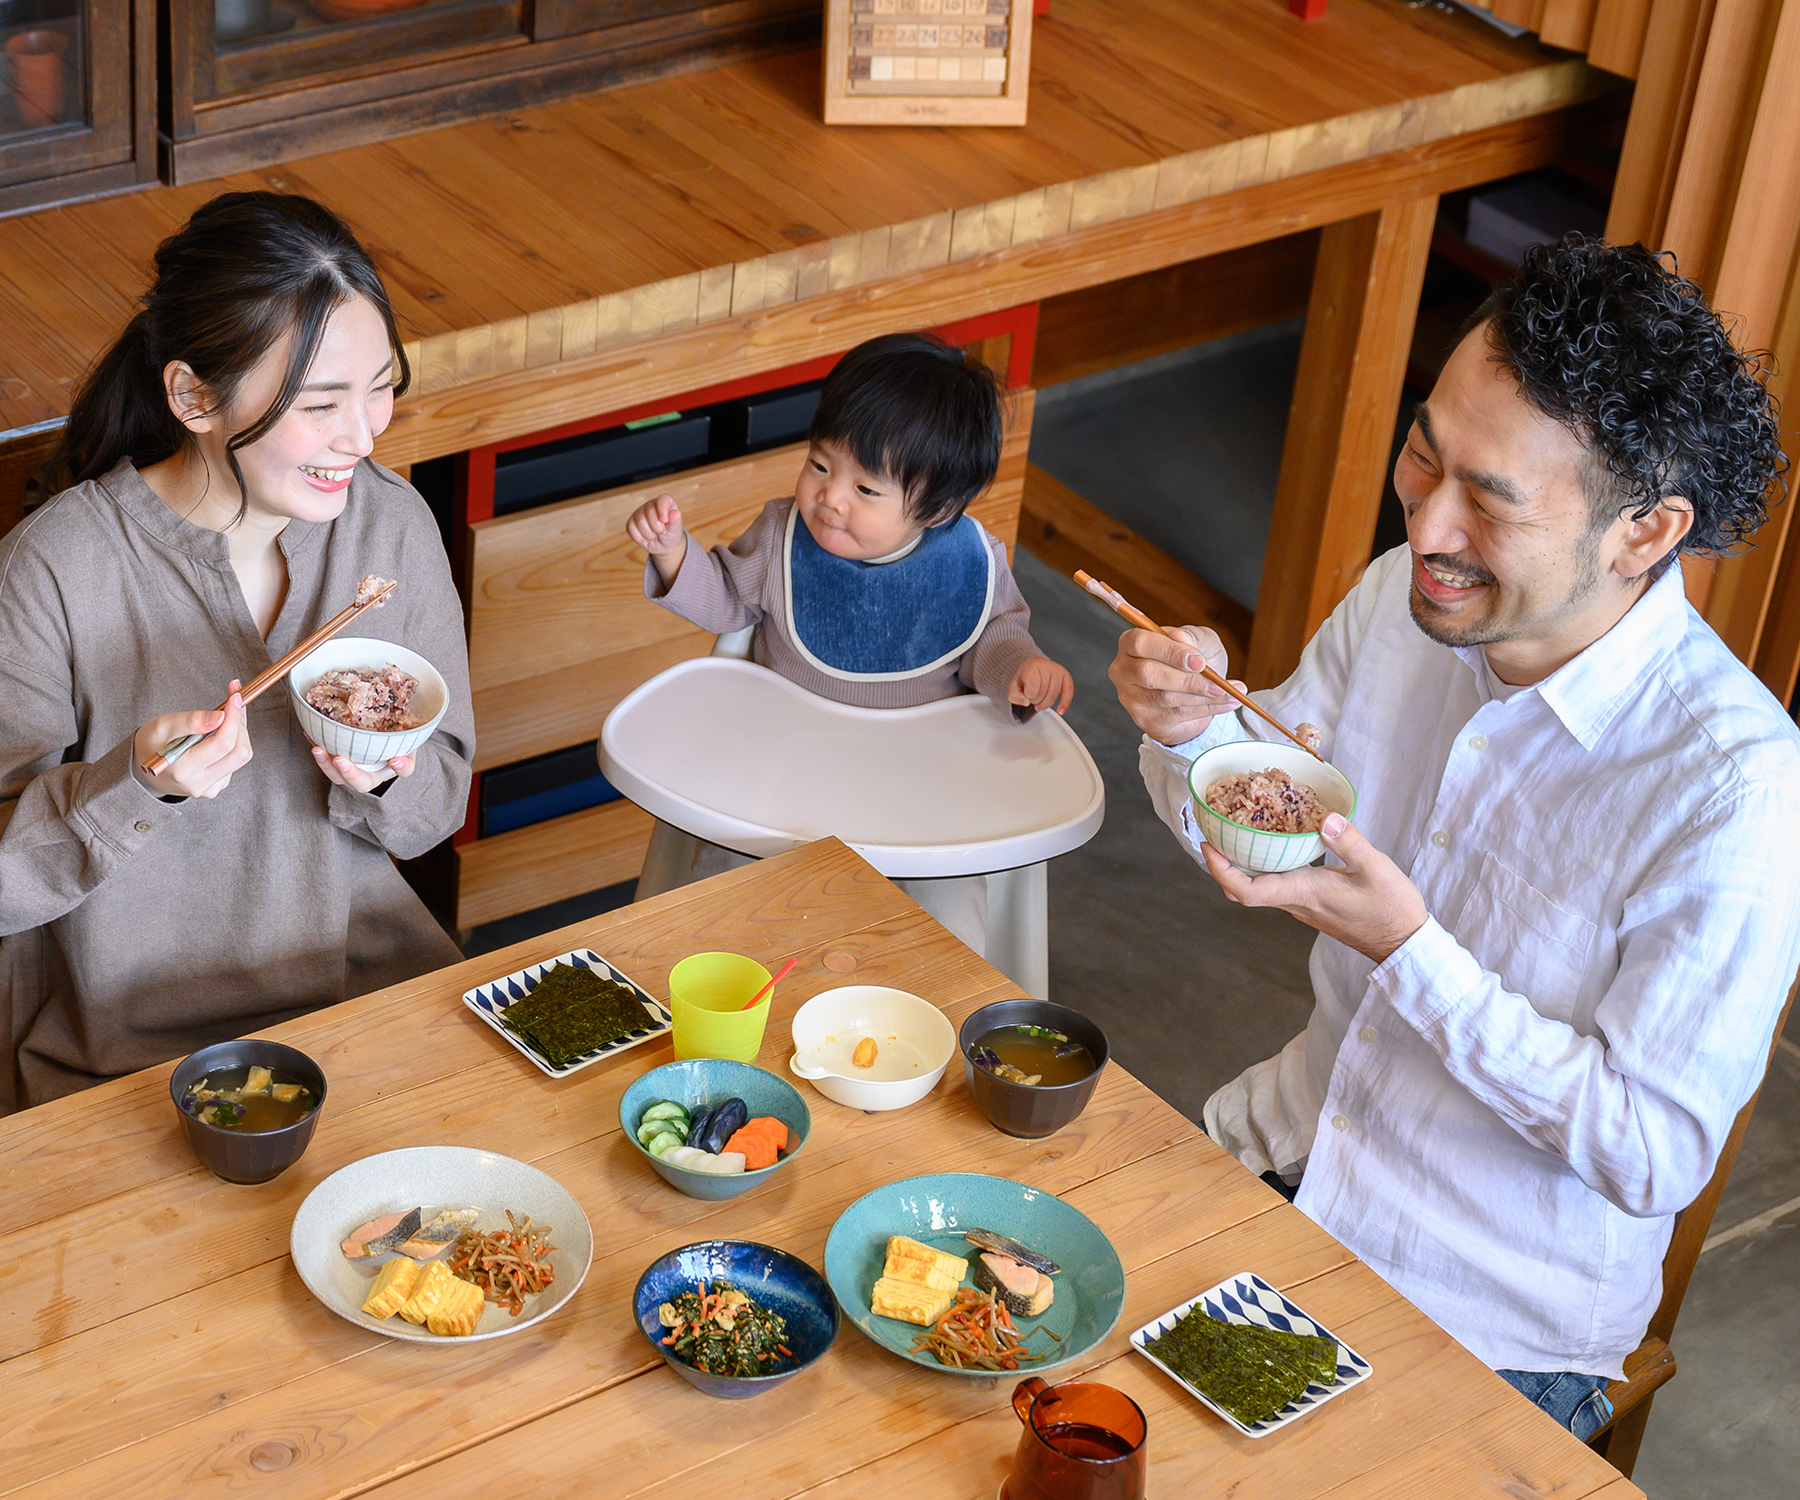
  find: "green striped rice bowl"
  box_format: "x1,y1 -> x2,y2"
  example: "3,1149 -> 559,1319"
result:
1187,740 -> 1357,874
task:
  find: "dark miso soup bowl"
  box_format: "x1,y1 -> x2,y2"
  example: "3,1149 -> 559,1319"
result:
169,1039 -> 326,1185
959,999 -> 1109,1140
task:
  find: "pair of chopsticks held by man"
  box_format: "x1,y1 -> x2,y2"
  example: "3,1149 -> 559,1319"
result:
3,190 -> 1797,1443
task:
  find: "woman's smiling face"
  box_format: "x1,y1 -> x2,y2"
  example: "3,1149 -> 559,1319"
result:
194,293 -> 396,526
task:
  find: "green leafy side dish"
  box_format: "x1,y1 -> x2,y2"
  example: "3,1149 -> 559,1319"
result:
1143,1306 -> 1339,1426
499,964 -> 653,1068
657,1280 -> 791,1377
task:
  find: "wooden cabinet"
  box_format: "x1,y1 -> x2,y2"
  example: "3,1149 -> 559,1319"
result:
0,0 -> 154,215
159,0 -> 817,183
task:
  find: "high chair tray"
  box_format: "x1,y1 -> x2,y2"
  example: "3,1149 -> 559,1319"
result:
600,658 -> 1105,878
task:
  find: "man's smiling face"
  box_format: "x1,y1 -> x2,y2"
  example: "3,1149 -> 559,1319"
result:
1394,322 -> 1648,683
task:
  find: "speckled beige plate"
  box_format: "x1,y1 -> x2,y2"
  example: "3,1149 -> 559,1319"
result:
290,1146 -> 592,1343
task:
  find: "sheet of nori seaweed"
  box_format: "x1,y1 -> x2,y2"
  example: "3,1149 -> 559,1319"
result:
1146,1306 -> 1339,1426
500,965 -> 650,1067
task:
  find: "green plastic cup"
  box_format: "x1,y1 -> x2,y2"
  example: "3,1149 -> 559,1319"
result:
669,952 -> 774,1062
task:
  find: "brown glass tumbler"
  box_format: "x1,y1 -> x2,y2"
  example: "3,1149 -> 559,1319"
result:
1003,1376 -> 1147,1500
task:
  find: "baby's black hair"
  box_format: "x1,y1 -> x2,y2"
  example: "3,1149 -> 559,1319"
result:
809,332 -> 1004,528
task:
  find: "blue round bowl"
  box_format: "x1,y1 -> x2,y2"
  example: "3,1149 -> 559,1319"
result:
620,1058 -> 811,1201
634,1239 -> 840,1399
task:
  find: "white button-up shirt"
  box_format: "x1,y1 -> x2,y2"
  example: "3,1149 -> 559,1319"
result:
1141,546 -> 1800,1375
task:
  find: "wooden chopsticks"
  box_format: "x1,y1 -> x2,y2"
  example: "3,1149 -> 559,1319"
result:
1073,569 -> 1322,759
142,579 -> 397,777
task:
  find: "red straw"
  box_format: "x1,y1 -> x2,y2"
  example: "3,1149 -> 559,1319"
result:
741,957 -> 798,1010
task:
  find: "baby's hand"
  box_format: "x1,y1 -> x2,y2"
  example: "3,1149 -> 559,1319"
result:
1009,656 -> 1075,716
626,494 -> 687,584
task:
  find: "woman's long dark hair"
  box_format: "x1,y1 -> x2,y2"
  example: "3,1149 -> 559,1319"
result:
53,191 -> 411,517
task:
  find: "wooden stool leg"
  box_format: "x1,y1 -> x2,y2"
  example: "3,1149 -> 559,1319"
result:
1246,196 -> 1438,688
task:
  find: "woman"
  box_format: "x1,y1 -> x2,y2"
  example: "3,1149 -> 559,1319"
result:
0,191 -> 474,1113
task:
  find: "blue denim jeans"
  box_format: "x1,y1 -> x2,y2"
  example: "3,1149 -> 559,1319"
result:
1498,1368 -> 1614,1441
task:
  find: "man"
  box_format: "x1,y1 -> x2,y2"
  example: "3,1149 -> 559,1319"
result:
1111,235 -> 1800,1439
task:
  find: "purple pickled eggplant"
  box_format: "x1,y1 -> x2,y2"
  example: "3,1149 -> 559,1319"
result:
699,1097 -> 748,1154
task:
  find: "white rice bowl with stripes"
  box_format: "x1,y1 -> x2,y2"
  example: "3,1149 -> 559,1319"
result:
1187,740 -> 1357,874
289,636 -> 448,774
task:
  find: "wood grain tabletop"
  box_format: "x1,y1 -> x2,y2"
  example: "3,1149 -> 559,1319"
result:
0,0 -> 1605,462
0,838 -> 1640,1499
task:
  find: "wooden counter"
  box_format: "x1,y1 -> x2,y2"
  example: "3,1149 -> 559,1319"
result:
0,1 -> 1603,472
0,838 -> 1643,1499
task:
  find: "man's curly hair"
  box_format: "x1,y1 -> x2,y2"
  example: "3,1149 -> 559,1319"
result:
1476,234 -> 1785,563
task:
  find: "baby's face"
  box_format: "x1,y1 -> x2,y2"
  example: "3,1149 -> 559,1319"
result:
795,439 -> 924,561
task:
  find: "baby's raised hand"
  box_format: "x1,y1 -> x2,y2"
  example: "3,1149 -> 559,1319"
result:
1009,656 -> 1075,716
626,494 -> 687,584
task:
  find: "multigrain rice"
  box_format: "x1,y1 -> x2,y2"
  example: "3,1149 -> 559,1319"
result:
306,664 -> 424,731
1205,768 -> 1327,834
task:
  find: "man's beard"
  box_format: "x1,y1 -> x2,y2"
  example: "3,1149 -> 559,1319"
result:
1407,530 -> 1604,649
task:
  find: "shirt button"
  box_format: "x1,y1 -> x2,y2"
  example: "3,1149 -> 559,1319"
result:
1468,734 -> 1488,750
134,820 -> 153,833
1359,1026 -> 1378,1044
1431,830 -> 1450,848
1332,1114 -> 1351,1132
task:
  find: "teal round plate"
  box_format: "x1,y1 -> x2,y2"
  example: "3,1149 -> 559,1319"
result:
824,1172 -> 1126,1376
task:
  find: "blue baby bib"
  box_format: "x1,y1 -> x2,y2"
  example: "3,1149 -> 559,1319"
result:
783,505 -> 994,679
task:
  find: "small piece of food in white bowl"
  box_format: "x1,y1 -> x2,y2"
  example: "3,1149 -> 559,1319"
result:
1187,740 -> 1356,874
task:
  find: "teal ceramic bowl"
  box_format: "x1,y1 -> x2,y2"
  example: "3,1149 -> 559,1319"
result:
620,1059 -> 811,1201
823,1172 -> 1126,1375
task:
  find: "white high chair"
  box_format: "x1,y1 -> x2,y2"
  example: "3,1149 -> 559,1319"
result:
600,631 -> 1105,998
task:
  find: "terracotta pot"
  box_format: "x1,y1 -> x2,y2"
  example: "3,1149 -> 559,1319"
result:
6,29 -> 68,127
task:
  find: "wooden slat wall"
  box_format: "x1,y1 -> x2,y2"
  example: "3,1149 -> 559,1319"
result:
1605,0 -> 1800,700
1463,0 -> 1656,75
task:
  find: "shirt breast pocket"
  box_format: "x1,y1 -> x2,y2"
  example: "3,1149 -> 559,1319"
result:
1451,851 -> 1598,1023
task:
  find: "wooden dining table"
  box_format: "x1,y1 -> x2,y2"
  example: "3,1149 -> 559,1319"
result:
0,837 -> 1642,1499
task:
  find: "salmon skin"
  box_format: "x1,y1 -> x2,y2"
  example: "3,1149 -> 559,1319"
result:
342,1208 -> 422,1259
397,1207 -> 481,1260
964,1227 -> 1061,1276
972,1252 -> 1055,1317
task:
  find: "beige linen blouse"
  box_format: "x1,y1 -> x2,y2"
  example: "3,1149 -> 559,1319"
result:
0,460 -> 473,1112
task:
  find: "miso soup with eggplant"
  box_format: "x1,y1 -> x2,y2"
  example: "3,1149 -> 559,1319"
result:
968,1025 -> 1097,1087
182,1065 -> 319,1132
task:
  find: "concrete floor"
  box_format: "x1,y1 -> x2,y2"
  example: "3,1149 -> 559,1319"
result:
468,332 -> 1800,1499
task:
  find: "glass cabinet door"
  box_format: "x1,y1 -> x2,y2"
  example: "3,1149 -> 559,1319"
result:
0,0 -> 150,214
200,0 -> 524,100
0,0 -> 86,142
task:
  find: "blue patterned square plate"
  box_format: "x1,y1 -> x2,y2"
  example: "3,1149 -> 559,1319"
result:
462,949 -> 671,1079
1129,1271 -> 1372,1437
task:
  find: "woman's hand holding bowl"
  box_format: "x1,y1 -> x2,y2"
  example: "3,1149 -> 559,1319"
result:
309,744 -> 414,793
132,679 -> 254,800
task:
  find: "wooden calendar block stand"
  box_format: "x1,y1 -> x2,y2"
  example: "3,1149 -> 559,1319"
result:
823,0 -> 1034,125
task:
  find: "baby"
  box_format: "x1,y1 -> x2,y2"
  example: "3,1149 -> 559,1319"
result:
627,332 -> 1073,718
